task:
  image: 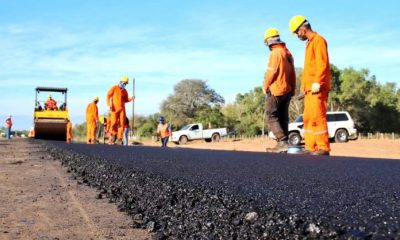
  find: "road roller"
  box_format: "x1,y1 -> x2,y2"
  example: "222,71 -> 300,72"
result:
34,87 -> 69,140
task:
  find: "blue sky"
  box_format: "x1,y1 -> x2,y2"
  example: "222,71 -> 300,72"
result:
1,0 -> 399,130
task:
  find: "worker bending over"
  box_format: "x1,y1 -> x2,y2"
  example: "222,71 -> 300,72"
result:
289,15 -> 331,156
263,28 -> 296,153
86,96 -> 99,144
45,95 -> 58,111
106,76 -> 134,145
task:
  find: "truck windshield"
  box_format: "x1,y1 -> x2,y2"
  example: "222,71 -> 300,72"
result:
294,115 -> 303,123
180,125 -> 191,131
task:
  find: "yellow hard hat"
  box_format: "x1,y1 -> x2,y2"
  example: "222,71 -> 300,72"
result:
289,15 -> 307,33
94,96 -> 99,102
120,76 -> 129,84
264,28 -> 279,41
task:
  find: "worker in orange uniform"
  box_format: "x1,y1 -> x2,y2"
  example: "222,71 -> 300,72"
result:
263,28 -> 296,153
86,96 -> 99,144
289,15 -> 331,156
66,119 -> 73,143
156,116 -> 171,147
106,76 -> 134,144
45,95 -> 58,110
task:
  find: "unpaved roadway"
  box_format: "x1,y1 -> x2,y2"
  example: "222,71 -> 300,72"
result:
0,140 -> 150,240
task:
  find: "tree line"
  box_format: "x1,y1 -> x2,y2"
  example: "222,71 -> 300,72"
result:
73,64 -> 400,137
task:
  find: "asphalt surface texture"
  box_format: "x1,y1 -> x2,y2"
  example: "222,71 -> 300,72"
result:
48,141 -> 400,239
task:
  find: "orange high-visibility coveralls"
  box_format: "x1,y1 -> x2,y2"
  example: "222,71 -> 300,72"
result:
106,85 -> 132,140
45,99 -> 58,110
302,32 -> 331,152
86,102 -> 98,144
66,121 -> 73,143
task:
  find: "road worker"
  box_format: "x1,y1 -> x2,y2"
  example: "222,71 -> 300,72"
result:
66,119 -> 72,143
106,76 -> 134,144
105,113 -> 112,143
157,116 -> 171,147
5,114 -> 12,139
45,95 -> 58,111
289,15 -> 331,155
86,96 -> 99,144
263,28 -> 296,153
28,126 -> 35,138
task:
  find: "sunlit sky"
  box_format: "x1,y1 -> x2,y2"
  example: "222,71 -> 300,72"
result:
1,0 -> 399,129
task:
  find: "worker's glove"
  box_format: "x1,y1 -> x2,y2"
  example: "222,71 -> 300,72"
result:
311,82 -> 321,94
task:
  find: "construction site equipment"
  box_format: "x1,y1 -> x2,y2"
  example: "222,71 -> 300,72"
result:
34,87 -> 69,140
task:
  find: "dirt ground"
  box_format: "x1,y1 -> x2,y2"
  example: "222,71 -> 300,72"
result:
0,140 -> 151,240
144,138 -> 400,160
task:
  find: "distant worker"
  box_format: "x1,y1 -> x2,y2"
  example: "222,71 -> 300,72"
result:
123,117 -> 130,146
157,116 -> 171,147
86,96 -> 99,144
5,115 -> 12,140
28,126 -> 35,138
289,15 -> 331,155
263,28 -> 296,153
66,119 -> 73,143
106,76 -> 134,145
45,94 -> 58,111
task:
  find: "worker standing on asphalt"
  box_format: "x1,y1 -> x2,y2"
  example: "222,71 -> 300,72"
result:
123,117 -> 130,146
106,76 -> 134,145
289,15 -> 331,156
66,119 -> 72,143
5,115 -> 12,139
86,96 -> 99,144
263,28 -> 296,153
157,116 -> 171,147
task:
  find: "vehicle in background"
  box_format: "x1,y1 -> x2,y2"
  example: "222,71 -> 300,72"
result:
34,87 -> 70,140
284,111 -> 358,145
171,123 -> 228,145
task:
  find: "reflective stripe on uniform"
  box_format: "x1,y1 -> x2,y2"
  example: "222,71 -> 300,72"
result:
313,130 -> 328,135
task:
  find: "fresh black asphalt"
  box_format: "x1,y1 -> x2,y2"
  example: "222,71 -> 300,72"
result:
49,142 -> 400,239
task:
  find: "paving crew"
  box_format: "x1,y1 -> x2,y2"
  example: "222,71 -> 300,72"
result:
5,114 -> 12,139
66,119 -> 72,143
289,15 -> 331,155
263,28 -> 296,153
45,95 -> 58,111
86,96 -> 99,144
106,76 -> 134,145
157,116 -> 171,147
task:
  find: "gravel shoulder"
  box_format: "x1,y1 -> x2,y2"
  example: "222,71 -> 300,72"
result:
0,139 -> 150,240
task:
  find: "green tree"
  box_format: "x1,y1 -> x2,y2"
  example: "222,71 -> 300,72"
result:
160,79 -> 224,127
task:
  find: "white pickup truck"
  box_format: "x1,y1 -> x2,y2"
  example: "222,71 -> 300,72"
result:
171,123 -> 228,144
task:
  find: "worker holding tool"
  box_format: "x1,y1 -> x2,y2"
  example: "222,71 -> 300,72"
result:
263,28 -> 296,153
86,96 -> 99,144
66,119 -> 73,143
45,95 -> 58,110
106,76 -> 134,145
156,116 -> 171,147
5,114 -> 12,140
289,15 -> 331,155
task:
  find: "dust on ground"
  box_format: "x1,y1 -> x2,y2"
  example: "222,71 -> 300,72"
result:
144,138 -> 400,160
0,139 -> 151,240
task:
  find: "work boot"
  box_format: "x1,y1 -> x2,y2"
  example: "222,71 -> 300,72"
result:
266,141 -> 289,153
311,149 -> 330,156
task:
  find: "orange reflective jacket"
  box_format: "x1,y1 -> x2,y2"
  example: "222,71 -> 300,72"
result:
302,32 -> 330,93
263,44 -> 296,96
86,102 -> 98,122
157,123 -> 170,138
106,85 -> 130,111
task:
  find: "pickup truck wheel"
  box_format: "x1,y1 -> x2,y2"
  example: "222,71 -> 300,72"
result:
211,133 -> 221,142
204,138 -> 212,143
335,129 -> 348,143
179,135 -> 188,145
288,132 -> 301,146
